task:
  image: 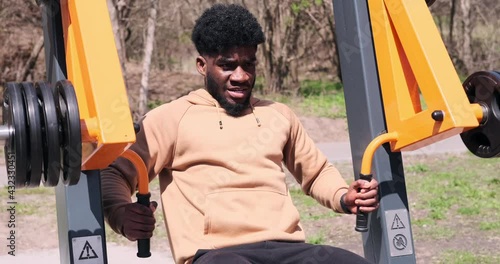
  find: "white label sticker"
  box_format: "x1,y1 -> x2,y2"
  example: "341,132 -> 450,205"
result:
72,235 -> 104,264
385,209 -> 413,257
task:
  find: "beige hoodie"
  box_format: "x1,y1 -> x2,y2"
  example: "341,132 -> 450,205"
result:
101,89 -> 349,264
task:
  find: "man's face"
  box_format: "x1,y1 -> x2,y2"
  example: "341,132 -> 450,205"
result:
197,46 -> 257,116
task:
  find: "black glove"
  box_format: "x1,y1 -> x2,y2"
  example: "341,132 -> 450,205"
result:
120,201 -> 158,241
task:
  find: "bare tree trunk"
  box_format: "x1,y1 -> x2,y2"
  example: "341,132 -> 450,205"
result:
16,35 -> 44,82
460,0 -> 472,73
115,0 -> 136,62
449,0 -> 457,45
259,0 -> 275,94
258,0 -> 300,94
138,0 -> 158,116
107,0 -> 127,80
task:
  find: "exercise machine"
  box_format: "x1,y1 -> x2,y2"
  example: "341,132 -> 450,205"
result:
2,0 -> 150,263
334,0 -> 499,263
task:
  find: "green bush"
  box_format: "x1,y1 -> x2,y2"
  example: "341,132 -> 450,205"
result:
298,80 -> 343,97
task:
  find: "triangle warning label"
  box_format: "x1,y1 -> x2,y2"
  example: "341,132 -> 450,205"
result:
391,214 -> 405,230
79,241 -> 98,260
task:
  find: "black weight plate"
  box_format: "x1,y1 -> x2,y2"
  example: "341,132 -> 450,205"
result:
3,83 -> 28,187
460,71 -> 500,158
55,80 -> 81,186
35,82 -> 61,186
21,82 -> 43,187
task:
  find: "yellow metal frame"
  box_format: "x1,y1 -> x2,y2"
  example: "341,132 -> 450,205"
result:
121,149 -> 149,195
60,0 -> 135,170
360,132 -> 399,175
367,0 -> 482,152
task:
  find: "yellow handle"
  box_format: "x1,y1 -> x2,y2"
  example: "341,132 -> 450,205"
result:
121,149 -> 149,195
360,132 -> 399,175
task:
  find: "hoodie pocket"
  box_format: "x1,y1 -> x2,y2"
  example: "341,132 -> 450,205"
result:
203,189 -> 300,237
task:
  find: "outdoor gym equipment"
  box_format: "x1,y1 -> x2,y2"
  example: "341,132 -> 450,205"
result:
334,0 -> 498,263
1,0 -> 151,262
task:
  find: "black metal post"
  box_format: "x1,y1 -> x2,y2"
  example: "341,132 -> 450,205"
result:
332,1 -> 417,263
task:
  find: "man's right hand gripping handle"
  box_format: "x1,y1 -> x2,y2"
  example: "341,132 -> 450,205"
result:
355,174 -> 372,232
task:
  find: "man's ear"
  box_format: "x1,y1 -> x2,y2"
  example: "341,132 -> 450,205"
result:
196,56 -> 207,76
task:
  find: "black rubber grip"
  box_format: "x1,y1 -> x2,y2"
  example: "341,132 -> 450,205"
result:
355,174 -> 372,232
136,193 -> 152,258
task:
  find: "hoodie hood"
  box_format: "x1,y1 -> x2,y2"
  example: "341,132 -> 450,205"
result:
185,88 -> 260,106
185,89 -> 261,129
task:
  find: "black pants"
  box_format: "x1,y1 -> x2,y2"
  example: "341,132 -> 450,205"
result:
193,241 -> 372,264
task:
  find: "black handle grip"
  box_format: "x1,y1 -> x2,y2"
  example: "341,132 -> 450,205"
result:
136,193 -> 152,258
355,174 -> 372,232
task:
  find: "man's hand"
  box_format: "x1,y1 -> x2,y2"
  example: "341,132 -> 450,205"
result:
343,179 -> 379,214
120,201 -> 158,241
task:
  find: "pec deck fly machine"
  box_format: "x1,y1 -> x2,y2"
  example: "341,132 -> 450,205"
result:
1,0 -> 498,263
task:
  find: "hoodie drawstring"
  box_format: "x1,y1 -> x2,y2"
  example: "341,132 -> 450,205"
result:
251,105 -> 262,127
215,103 -> 224,129
215,103 -> 261,130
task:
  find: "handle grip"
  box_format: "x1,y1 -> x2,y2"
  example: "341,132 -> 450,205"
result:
136,192 -> 152,258
355,174 -> 372,232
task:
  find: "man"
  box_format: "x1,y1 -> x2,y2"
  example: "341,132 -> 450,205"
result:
101,4 -> 379,264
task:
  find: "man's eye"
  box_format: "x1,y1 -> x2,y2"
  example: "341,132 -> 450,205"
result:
220,64 -> 233,70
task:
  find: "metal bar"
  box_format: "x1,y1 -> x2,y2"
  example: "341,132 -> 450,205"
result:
40,1 -> 108,263
0,126 -> 11,140
332,0 -> 416,263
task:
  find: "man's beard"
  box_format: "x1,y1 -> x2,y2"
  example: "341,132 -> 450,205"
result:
206,74 -> 252,117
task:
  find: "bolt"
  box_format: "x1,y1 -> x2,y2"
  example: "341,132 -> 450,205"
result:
431,110 -> 445,121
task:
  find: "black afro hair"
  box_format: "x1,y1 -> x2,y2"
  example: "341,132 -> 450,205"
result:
191,4 -> 265,56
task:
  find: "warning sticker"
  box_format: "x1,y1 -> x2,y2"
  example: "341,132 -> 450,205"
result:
391,214 -> 406,230
72,235 -> 104,264
79,241 -> 98,260
385,209 -> 413,257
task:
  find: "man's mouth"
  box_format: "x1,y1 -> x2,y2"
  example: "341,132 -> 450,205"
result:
227,88 -> 249,100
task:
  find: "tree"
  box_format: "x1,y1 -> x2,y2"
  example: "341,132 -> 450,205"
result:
16,35 -> 44,82
459,0 -> 473,73
107,0 -> 127,80
138,0 -> 158,116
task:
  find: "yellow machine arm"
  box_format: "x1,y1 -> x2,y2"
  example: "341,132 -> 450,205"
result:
60,0 -> 136,170
355,0 -> 496,232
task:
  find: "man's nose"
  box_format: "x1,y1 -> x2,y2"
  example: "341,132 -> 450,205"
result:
230,66 -> 250,83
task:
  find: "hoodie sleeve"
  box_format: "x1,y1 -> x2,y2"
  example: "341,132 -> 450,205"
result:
100,102 -> 184,235
280,105 -> 350,213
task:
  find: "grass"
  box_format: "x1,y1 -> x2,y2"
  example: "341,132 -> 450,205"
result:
406,154 -> 500,222
405,153 -> 500,263
438,250 -> 500,264
255,79 -> 347,119
0,186 -> 56,216
306,232 -> 326,245
290,188 -> 341,221
295,80 -> 346,119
